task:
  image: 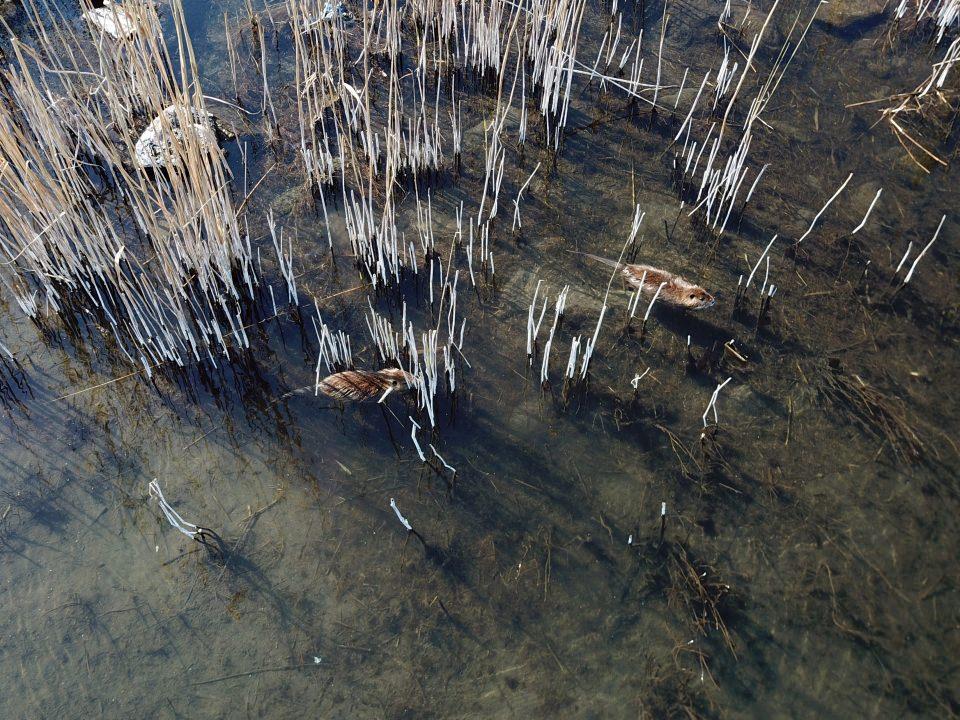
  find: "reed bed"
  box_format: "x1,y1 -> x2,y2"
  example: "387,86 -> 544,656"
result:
672,1 -> 825,240
0,0 -> 753,381
0,0 -> 254,375
242,0 -> 714,294
0,0 -> 950,471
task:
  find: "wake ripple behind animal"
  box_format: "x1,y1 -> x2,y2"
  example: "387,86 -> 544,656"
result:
316,368 -> 416,402
574,252 -> 715,310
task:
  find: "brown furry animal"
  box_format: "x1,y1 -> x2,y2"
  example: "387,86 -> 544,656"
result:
575,252 -> 715,310
316,368 -> 416,402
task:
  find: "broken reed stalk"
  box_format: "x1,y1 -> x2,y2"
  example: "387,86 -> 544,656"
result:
148,480 -> 229,561
390,496 -> 427,548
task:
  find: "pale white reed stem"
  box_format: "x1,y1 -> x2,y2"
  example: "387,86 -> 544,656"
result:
796,173 -> 853,244
851,188 -> 883,234
746,235 -> 777,289
148,480 -> 198,539
903,214 -> 946,283
430,445 -> 457,475
390,498 -> 413,532
702,377 -> 733,427
541,285 -> 569,384
643,282 -> 668,322
894,242 -> 914,274
409,417 -> 426,461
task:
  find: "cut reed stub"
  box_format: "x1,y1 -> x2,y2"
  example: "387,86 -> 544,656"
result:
316,368 -> 415,402
134,105 -> 232,169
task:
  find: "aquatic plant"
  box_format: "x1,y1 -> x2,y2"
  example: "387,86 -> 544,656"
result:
0,0 -> 255,375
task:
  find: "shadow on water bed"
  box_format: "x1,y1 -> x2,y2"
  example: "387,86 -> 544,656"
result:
0,0 -> 958,717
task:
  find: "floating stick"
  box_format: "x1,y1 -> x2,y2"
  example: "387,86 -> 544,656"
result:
631,368 -> 650,389
149,479 -> 228,560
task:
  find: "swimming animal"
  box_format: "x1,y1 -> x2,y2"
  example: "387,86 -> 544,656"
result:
316,368 -> 416,402
573,252 -> 716,310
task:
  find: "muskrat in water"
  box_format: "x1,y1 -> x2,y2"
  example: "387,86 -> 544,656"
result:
573,252 -> 716,310
272,368 -> 416,405
316,368 -> 416,402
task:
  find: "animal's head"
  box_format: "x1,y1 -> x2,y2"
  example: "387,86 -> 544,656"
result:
681,287 -> 716,310
380,367 -> 416,390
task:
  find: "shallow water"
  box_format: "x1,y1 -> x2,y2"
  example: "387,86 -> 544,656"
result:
0,0 -> 958,718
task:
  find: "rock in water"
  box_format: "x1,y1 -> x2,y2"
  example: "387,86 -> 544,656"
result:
83,2 -> 151,40
305,1 -> 356,30
818,0 -> 888,32
134,105 -> 222,169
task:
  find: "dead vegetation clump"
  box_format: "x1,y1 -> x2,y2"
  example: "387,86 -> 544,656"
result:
631,526 -> 740,691
817,359 -> 926,462
880,3 -> 960,172
664,542 -> 737,657
636,657 -> 714,720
